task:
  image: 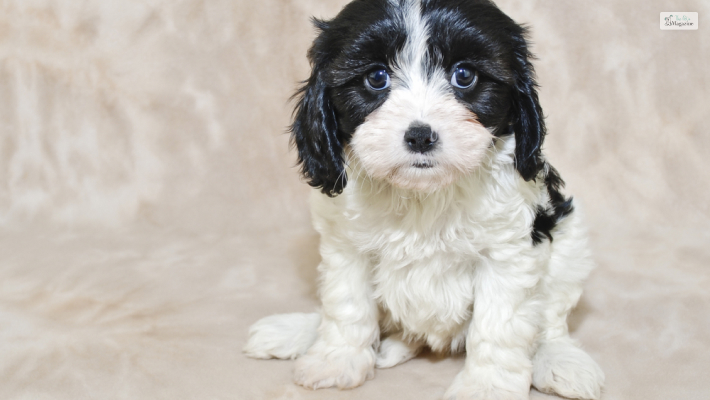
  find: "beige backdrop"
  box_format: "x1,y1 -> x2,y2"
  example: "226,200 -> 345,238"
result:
1,1 -> 708,399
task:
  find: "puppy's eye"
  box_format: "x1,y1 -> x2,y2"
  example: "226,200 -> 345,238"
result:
451,66 -> 478,89
365,69 -> 391,91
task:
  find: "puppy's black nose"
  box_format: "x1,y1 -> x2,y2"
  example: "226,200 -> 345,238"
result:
404,124 -> 438,153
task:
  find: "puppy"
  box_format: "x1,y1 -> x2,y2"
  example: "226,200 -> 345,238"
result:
245,1 -> 605,399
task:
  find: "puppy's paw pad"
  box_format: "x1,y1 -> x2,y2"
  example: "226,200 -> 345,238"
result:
294,345 -> 375,390
532,342 -> 604,400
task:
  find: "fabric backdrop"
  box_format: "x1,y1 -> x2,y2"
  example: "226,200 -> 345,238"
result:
1,1 -> 708,399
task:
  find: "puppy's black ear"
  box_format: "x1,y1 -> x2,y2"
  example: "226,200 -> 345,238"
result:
290,20 -> 346,197
509,29 -> 546,181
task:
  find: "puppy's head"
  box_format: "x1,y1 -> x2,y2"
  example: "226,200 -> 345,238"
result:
291,0 -> 545,196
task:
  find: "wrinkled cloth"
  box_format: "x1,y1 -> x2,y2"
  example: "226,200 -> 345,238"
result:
0,1 -> 708,399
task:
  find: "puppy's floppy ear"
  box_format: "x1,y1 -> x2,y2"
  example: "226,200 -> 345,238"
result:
509,29 -> 546,181
290,19 -> 346,197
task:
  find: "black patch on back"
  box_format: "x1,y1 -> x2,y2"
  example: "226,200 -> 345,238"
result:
532,164 -> 574,245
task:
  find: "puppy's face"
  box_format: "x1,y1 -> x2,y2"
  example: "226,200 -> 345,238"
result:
292,0 -> 545,196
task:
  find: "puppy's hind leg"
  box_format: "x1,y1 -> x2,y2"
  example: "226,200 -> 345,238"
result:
376,332 -> 424,368
532,211 -> 604,400
243,312 -> 321,359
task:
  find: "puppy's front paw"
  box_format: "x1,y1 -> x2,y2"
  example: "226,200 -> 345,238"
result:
444,367 -> 530,400
532,341 -> 604,400
294,343 -> 375,390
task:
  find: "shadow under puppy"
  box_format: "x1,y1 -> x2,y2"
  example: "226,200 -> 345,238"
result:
245,1 -> 604,399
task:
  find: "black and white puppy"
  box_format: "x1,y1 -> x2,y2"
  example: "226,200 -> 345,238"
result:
245,1 -> 604,399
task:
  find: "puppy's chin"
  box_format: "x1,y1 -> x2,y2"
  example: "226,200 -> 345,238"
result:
386,164 -> 459,192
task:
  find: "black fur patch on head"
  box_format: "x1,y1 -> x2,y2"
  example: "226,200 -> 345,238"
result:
423,0 -> 515,134
422,0 -> 547,181
290,1 -> 406,196
531,164 -> 574,245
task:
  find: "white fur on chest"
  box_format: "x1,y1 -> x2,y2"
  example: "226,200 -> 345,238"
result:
347,194 -> 498,352
313,181 -> 498,352
354,195 -> 486,351
372,244 -> 477,352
